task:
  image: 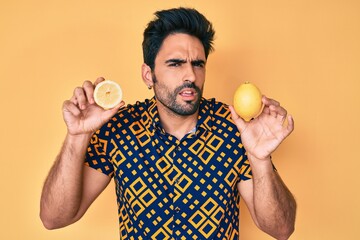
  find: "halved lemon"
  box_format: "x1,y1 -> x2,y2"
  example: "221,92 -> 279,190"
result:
94,80 -> 123,109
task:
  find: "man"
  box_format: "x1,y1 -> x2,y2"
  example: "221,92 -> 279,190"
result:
40,7 -> 296,240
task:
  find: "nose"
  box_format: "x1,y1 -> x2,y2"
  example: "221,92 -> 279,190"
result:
184,64 -> 196,83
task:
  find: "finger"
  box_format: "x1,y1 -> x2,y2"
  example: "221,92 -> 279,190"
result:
74,87 -> 87,110
262,105 -> 271,115
63,100 -> 81,117
269,104 -> 287,121
229,105 -> 246,133
263,95 -> 280,107
94,77 -> 105,86
70,95 -> 78,105
101,101 -> 125,121
284,115 -> 294,137
83,80 -> 95,104
269,105 -> 278,118
112,100 -> 125,110
262,96 -> 277,116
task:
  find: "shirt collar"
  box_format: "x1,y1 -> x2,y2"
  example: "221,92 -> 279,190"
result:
144,97 -> 213,134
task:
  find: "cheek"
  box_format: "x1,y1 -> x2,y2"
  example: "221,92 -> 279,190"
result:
154,69 -> 177,84
195,69 -> 206,83
195,66 -> 206,76
154,79 -> 173,95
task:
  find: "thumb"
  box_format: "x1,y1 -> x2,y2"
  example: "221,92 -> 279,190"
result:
229,105 -> 247,133
101,101 -> 125,122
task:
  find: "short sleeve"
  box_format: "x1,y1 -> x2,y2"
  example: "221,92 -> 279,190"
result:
85,130 -> 114,177
238,154 -> 252,181
238,154 -> 279,181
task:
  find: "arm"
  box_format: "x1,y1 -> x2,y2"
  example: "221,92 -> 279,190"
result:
40,134 -> 111,229
230,96 -> 296,239
40,77 -> 123,229
238,159 -> 296,239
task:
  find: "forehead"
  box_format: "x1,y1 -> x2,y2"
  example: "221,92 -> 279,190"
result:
156,33 -> 205,60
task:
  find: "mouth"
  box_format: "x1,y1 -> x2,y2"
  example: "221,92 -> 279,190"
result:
179,88 -> 197,100
179,88 -> 196,96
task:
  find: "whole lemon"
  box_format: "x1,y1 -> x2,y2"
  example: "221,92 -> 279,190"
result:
233,82 -> 263,121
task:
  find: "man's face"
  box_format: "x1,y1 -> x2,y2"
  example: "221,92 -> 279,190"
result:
152,33 -> 206,116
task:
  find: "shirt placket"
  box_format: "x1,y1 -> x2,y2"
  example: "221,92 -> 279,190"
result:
170,138 -> 181,240
169,133 -> 196,240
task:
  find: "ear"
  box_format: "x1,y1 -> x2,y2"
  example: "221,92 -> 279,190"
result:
141,63 -> 153,88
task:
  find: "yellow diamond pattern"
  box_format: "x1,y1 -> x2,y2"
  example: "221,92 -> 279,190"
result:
85,98 -> 252,239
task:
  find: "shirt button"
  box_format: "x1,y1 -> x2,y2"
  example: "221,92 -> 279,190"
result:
175,207 -> 180,213
177,146 -> 181,151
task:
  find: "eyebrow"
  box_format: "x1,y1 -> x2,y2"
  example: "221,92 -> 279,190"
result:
165,58 -> 187,64
165,58 -> 206,65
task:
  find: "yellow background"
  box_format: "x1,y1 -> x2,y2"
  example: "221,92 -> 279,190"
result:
1,0 -> 359,239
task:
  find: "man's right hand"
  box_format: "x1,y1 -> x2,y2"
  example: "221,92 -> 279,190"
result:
62,77 -> 124,136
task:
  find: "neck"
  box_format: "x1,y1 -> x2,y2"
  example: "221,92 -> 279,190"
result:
156,102 -> 198,140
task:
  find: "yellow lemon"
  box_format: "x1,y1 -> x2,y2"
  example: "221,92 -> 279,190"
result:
233,82 -> 263,121
94,80 -> 123,109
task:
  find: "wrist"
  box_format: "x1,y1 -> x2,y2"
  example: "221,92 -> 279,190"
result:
66,132 -> 93,144
247,154 -> 274,175
63,133 -> 93,160
247,153 -> 272,162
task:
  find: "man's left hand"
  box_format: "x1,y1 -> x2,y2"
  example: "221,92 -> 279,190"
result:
229,96 -> 294,160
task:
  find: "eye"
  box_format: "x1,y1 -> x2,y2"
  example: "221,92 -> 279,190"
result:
194,62 -> 205,68
169,62 -> 181,67
193,61 -> 205,68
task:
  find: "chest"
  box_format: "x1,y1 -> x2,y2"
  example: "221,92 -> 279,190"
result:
110,128 -> 246,205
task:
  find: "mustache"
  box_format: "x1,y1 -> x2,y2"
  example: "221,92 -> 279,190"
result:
175,82 -> 201,93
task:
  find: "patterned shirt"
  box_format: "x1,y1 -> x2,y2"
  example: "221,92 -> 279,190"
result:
85,97 -> 252,240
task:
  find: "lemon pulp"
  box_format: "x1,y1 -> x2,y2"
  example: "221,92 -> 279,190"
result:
94,80 -> 122,109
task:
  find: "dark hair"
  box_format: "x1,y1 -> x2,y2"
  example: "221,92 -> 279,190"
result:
142,7 -> 215,70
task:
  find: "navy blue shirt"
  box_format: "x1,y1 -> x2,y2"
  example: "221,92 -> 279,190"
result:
85,97 -> 252,239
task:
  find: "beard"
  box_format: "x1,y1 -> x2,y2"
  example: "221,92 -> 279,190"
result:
152,74 -> 203,116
